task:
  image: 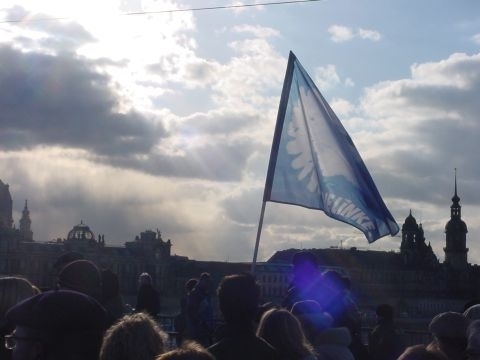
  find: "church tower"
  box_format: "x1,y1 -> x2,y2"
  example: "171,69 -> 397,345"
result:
401,210 -> 438,268
19,200 -> 33,241
444,171 -> 468,270
401,211 -> 416,254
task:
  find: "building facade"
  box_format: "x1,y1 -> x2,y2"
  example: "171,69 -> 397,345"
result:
1,177 -> 479,319
267,177 -> 480,318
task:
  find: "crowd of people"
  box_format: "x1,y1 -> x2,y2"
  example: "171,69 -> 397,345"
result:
2,250 -> 480,360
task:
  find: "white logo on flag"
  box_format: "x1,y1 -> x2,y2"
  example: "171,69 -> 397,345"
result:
286,87 -> 359,194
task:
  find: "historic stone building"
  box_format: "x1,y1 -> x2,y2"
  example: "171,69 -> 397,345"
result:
0,180 -> 174,300
267,177 -> 480,318
0,179 -> 13,229
1,177 -> 479,319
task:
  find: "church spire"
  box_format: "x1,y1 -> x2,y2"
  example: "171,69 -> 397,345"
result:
451,168 -> 461,218
444,169 -> 468,270
19,199 -> 33,241
454,168 -> 458,196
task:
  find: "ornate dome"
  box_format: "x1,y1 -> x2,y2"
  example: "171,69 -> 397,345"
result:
67,221 -> 95,241
445,218 -> 468,233
402,210 -> 417,230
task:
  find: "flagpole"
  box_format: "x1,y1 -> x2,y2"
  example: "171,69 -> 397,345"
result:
251,200 -> 267,274
251,52 -> 296,275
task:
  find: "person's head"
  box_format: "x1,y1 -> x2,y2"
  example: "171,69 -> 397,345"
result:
5,289 -> 107,360
185,279 -> 198,294
465,304 -> 480,322
0,277 -> 37,320
257,308 -> 314,359
57,260 -> 102,300
52,252 -> 84,274
155,341 -> 214,360
397,345 -> 448,360
217,273 -> 259,330
255,302 -> 279,324
291,300 -> 333,341
138,273 -> 153,286
100,312 -> 168,360
292,251 -> 319,284
198,273 -> 211,292
467,319 -> 480,360
376,304 -> 394,322
428,311 -> 468,358
322,269 -> 344,292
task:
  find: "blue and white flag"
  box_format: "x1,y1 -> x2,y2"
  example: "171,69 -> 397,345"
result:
264,52 -> 399,242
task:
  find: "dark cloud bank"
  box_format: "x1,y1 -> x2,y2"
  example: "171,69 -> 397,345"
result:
0,43 -> 255,181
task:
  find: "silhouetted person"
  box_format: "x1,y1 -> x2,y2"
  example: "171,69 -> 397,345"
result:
186,273 -> 213,346
208,273 -> 276,360
175,278 -> 198,346
6,289 -> 107,360
135,273 -> 160,318
52,252 -> 84,275
465,304 -> 480,322
57,259 -> 102,301
467,320 -> 480,360
322,270 -> 367,360
101,269 -> 127,326
157,341 -> 215,360
257,308 -> 316,360
100,312 -> 168,360
292,299 -> 355,360
427,311 -> 468,360
283,251 -> 323,311
368,304 -> 405,360
0,276 -> 38,360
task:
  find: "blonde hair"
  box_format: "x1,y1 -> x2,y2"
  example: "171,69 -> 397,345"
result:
100,313 -> 168,360
257,308 -> 315,360
156,341 -> 214,360
0,276 -> 37,318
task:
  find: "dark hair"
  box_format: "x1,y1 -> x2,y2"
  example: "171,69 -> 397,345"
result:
156,341 -> 214,360
53,252 -> 84,272
100,313 -> 168,360
57,260 -> 102,300
199,273 -> 210,280
257,308 -> 314,360
185,278 -> 198,292
217,273 -> 259,327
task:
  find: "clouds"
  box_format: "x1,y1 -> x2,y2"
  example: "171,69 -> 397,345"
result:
2,6 -> 95,53
328,25 -> 382,43
0,5 -> 276,182
314,64 -> 354,89
356,52 -> 480,215
214,48 -> 480,260
0,46 -> 166,157
0,0 -> 479,265
232,24 -> 280,38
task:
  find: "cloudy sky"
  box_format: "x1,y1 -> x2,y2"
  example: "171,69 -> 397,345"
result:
1,0 -> 480,264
